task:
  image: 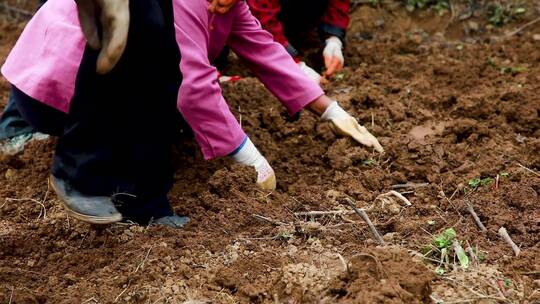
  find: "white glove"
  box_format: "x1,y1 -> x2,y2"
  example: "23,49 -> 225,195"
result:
230,137 -> 276,190
298,61 -> 321,84
323,36 -> 344,77
322,101 -> 384,153
76,0 -> 130,74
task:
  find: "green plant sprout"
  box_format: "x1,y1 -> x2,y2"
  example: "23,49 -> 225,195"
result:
468,177 -> 493,189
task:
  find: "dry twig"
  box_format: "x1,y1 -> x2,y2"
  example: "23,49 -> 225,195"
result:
293,210 -> 354,217
376,190 -> 412,209
390,182 -> 429,189
517,163 -> 540,178
465,201 -> 487,233
134,246 -> 153,273
344,198 -> 385,245
506,16 -> 540,37
252,214 -> 286,226
498,227 -> 521,256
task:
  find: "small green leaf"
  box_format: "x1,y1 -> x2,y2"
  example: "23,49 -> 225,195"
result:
433,228 -> 456,249
500,172 -> 509,177
435,267 -> 445,275
453,241 -> 470,269
362,159 -> 377,166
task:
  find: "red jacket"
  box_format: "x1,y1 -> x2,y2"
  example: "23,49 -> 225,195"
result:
247,0 -> 350,55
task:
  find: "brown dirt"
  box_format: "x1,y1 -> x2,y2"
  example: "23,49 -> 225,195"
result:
1,2 -> 540,303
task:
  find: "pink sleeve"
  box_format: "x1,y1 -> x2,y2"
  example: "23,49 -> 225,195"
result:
173,0 -> 246,160
227,2 -> 324,116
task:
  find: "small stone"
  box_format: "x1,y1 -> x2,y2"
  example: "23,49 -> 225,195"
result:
383,232 -> 396,242
374,19 -> 385,27
468,21 -> 479,31
63,273 -> 77,284
5,168 -> 16,180
533,34 -> 540,41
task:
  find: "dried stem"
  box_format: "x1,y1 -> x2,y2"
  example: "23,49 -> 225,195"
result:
506,16 -> 540,37
293,210 -> 354,217
252,214 -> 286,226
465,201 -> 487,233
390,182 -> 429,189
498,227 -> 521,256
517,163 -> 540,178
344,198 -> 385,245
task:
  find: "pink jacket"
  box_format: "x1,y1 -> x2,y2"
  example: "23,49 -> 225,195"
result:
1,0 -> 324,159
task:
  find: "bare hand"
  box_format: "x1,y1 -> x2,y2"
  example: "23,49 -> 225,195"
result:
208,0 -> 237,14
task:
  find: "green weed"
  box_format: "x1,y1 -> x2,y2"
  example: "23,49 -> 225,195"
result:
488,3 -> 527,26
405,0 -> 449,13
468,177 -> 493,189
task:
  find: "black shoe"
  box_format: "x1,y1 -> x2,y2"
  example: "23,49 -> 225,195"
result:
153,215 -> 190,228
49,175 -> 122,224
112,193 -> 187,228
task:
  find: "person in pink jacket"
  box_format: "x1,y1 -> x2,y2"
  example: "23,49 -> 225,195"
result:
1,0 -> 383,228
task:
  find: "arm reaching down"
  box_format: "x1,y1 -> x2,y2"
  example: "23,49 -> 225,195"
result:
173,0 -> 246,159
227,1 -> 324,116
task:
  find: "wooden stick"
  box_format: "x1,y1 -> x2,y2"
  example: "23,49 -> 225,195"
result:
517,163 -> 540,178
252,214 -> 286,226
377,190 -> 412,206
293,210 -> 355,217
345,198 -> 385,245
498,227 -> 521,256
390,182 -> 429,189
465,201 -> 487,233
506,16 -> 540,37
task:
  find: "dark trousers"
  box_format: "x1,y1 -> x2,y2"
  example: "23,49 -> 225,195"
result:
0,0 -> 47,140
12,0 -> 183,223
279,0 -> 330,45
0,94 -> 35,140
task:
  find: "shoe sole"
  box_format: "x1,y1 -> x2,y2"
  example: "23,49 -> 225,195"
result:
49,177 -> 122,225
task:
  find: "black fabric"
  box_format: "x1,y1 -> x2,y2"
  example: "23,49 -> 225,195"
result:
0,0 -> 46,141
279,0 -> 330,47
13,0 -> 184,223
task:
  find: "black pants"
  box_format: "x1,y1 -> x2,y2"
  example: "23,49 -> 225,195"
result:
0,0 -> 47,140
13,0 -> 183,223
279,0 -> 331,45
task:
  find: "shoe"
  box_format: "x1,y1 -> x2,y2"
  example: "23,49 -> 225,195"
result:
153,215 -> 190,228
49,175 -> 122,224
0,133 -> 49,155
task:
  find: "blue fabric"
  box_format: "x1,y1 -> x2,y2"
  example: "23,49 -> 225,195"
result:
229,135 -> 248,156
0,93 -> 35,140
318,23 -> 346,43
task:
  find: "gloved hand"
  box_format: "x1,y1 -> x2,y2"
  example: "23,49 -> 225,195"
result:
230,137 -> 276,190
323,36 -> 344,77
322,101 -> 384,153
298,61 -> 321,84
75,0 -> 130,74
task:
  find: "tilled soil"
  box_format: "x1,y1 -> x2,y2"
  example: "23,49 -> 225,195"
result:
1,3 -> 540,304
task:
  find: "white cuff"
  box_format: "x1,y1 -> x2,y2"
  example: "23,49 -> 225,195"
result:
321,101 -> 349,121
230,137 -> 267,172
